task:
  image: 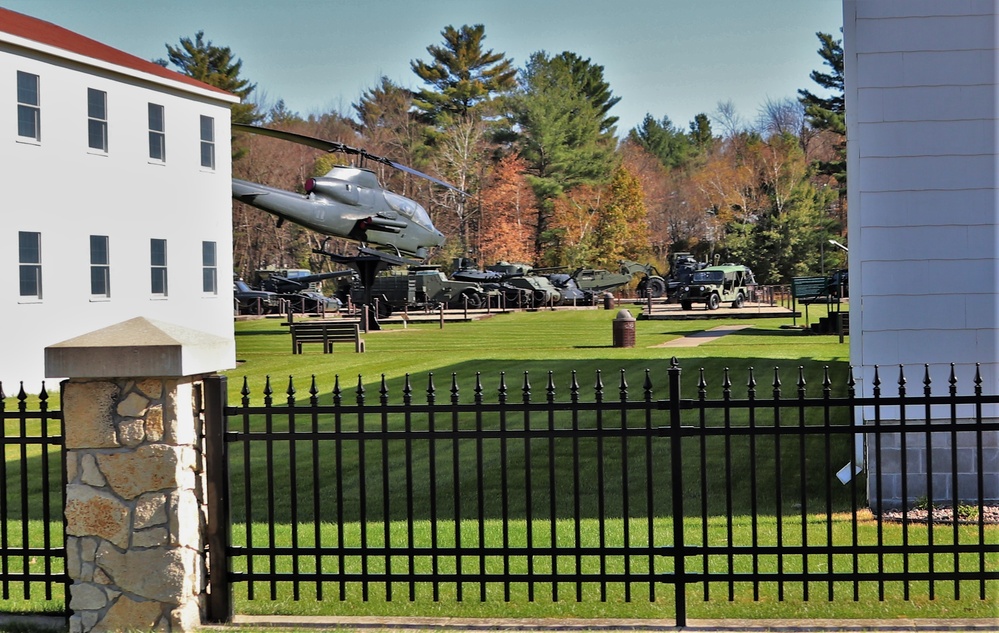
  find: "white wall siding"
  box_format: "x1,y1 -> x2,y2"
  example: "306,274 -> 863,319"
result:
845,0 -> 999,395
0,39 -> 236,390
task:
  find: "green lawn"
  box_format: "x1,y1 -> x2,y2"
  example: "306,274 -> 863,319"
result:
227,304 -> 852,404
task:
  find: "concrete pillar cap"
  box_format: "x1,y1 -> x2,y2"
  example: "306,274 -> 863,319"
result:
45,316 -> 234,378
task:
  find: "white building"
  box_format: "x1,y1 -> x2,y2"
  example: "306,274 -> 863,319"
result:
0,8 -> 238,391
844,0 -> 998,503
845,0 -> 997,389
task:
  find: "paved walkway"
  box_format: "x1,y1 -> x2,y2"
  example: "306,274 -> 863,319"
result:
655,324 -> 754,347
9,612 -> 997,632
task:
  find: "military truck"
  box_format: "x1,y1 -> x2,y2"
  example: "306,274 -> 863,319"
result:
676,264 -> 756,310
346,267 -> 488,316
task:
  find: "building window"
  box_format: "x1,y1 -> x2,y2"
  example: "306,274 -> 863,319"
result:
90,235 -> 110,297
148,103 -> 165,161
18,231 -> 41,298
202,241 -> 217,294
200,115 -> 215,169
17,71 -> 40,140
88,88 -> 108,152
150,238 -> 167,296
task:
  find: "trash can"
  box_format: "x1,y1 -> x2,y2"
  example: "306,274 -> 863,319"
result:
603,292 -> 615,310
612,309 -> 636,348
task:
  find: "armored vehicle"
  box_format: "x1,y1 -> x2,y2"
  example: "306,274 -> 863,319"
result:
346,267 -> 488,316
452,260 -> 562,308
677,264 -> 756,310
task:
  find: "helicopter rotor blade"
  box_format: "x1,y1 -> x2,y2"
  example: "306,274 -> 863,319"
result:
380,156 -> 466,195
233,123 -> 467,196
233,123 -> 361,156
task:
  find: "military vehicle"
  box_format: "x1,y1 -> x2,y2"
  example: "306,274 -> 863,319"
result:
676,264 -> 756,310
546,260 -> 669,303
452,259 -> 562,308
663,252 -> 708,299
344,267 -> 489,316
616,260 -> 670,298
255,268 -> 351,293
253,268 -> 348,313
233,277 -> 280,315
549,265 -> 634,304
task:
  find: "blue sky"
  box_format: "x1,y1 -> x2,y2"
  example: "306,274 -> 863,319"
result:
4,0 -> 843,134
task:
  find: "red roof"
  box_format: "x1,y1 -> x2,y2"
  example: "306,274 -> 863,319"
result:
0,7 -> 233,98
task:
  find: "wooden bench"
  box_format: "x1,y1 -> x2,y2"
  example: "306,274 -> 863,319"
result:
289,321 -> 365,354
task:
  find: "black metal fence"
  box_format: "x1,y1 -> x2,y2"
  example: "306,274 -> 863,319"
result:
204,361 -> 999,626
0,381 -> 67,614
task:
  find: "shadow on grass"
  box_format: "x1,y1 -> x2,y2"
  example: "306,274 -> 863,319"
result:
226,356 -> 862,525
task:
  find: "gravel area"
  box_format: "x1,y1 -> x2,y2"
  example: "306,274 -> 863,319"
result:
878,505 -> 999,524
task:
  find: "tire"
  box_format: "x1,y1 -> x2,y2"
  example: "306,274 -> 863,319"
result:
646,277 -> 667,298
731,293 -> 744,309
680,301 -> 692,311
464,292 -> 483,309
707,293 -> 721,310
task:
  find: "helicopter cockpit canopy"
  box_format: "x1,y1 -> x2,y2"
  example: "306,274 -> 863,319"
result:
384,190 -> 434,231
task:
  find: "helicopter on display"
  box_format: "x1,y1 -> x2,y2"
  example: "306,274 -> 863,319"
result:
231,124 -> 457,261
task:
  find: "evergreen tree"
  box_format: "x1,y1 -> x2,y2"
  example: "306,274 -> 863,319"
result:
689,113 -> 713,150
266,100 -> 302,126
798,31 -> 845,184
629,114 -> 692,170
354,76 -> 428,177
160,31 -> 261,125
410,24 -> 517,125
553,52 -> 620,134
509,51 -> 619,259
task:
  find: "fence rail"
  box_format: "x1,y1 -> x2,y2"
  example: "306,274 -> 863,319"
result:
205,361 -> 999,626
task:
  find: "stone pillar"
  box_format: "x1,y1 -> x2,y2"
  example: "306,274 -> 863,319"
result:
46,317 -> 234,633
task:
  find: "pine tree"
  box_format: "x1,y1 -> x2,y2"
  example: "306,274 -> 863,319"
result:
410,24 -> 516,125
798,32 -> 845,185
511,51 -> 619,258
160,31 -> 261,125
629,114 -> 692,170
